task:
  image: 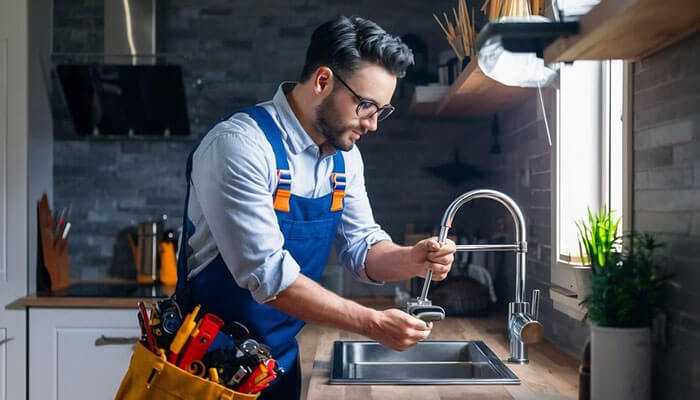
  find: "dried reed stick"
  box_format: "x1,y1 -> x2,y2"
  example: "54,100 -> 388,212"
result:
433,14 -> 462,58
482,0 -> 538,20
433,0 -> 477,60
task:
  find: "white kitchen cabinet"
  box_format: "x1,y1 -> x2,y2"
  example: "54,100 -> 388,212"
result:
1,1 -> 54,399
29,308 -> 140,400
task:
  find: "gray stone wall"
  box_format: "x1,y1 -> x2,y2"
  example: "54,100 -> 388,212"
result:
632,33 -> 700,399
479,31 -> 700,394
52,0 -> 494,289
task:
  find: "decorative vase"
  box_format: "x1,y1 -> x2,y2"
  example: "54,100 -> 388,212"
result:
573,265 -> 592,300
590,324 -> 651,400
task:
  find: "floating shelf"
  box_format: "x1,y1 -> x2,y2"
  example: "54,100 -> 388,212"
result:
408,85 -> 449,116
545,0 -> 700,63
409,59 -> 533,118
435,58 -> 533,117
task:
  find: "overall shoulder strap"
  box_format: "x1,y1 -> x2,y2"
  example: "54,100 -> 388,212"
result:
240,106 -> 292,212
175,130 -> 203,301
175,106 -> 289,299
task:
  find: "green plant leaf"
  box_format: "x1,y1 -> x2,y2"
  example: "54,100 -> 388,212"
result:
581,228 -> 671,327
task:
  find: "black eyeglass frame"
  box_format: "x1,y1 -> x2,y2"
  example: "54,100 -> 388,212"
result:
330,69 -> 396,122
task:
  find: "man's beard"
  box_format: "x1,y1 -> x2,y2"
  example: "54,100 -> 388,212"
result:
313,95 -> 355,152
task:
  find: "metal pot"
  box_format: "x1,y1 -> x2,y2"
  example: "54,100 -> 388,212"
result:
136,221 -> 158,284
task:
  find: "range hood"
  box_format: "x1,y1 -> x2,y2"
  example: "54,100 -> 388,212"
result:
57,0 -> 190,137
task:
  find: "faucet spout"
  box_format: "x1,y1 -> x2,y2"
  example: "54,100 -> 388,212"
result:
419,189 -> 527,304
414,189 -> 541,364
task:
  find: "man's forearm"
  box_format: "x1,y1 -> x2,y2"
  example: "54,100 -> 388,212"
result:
364,240 -> 421,282
268,273 -> 379,336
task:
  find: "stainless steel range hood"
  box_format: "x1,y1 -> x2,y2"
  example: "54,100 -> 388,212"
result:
56,0 -> 191,137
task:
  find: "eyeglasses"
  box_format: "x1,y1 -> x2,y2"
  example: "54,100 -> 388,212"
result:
331,70 -> 395,122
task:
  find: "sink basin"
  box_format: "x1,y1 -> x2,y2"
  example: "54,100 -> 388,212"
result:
329,340 -> 520,385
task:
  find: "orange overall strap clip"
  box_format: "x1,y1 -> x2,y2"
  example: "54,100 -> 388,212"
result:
273,169 -> 292,212
330,172 -> 346,212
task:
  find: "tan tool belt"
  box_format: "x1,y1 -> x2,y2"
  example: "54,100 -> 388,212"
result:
115,342 -> 259,400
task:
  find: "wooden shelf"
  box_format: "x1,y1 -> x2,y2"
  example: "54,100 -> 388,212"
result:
409,58 -> 535,118
435,58 -> 533,117
545,0 -> 700,63
408,85 -> 449,116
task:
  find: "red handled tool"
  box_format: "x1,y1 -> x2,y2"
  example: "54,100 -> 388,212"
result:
177,313 -> 224,370
137,301 -> 157,352
237,358 -> 278,394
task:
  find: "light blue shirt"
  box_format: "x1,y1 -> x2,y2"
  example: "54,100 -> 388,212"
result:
186,82 -> 391,304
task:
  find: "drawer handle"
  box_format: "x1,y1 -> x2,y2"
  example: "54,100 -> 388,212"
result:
0,337 -> 14,346
94,335 -> 139,346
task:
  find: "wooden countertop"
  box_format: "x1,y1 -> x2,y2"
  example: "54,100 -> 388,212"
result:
5,281 -> 174,310
5,294 -> 168,309
298,299 -> 579,400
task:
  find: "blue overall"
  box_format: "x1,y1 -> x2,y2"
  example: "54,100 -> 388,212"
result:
176,106 -> 345,399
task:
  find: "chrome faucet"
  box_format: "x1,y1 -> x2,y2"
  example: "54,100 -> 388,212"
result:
409,189 -> 543,364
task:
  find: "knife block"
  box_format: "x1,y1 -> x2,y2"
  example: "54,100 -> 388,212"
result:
37,194 -> 71,291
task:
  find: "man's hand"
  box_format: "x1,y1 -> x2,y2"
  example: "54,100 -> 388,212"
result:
271,275 -> 433,352
365,309 -> 432,351
410,237 -> 457,281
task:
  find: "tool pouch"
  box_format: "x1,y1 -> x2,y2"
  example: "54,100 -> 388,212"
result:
115,342 -> 259,400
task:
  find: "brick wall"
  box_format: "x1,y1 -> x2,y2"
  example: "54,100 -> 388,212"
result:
52,0 -> 494,288
632,33 -> 700,399
479,31 -> 700,392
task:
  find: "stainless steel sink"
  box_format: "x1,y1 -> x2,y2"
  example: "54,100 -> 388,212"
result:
329,340 -> 520,385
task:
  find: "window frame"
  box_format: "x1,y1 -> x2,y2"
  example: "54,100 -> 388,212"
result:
550,60 -> 633,295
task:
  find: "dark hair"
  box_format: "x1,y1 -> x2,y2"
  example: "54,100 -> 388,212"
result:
300,16 -> 414,82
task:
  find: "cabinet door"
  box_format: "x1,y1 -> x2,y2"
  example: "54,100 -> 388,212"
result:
29,308 -> 140,400
0,2 -> 28,399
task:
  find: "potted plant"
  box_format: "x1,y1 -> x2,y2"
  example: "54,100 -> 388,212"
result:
578,213 -> 669,400
574,208 -> 620,301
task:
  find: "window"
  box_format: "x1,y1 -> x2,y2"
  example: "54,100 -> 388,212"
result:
551,60 -> 629,294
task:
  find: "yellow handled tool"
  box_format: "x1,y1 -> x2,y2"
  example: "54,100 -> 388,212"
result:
208,368 -> 220,384
167,305 -> 200,363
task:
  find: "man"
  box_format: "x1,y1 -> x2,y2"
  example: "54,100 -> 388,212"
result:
177,15 -> 457,399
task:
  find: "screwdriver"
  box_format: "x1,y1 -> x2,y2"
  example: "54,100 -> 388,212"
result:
168,305 -> 200,364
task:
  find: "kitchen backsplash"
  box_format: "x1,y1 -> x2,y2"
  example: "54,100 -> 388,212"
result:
52,0 -> 496,288
476,31 -> 700,398
631,33 -> 700,399
474,88 -> 592,357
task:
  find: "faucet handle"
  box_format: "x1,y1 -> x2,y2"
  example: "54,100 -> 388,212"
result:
530,289 -> 541,320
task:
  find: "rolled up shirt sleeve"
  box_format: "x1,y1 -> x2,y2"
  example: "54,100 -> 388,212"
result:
191,123 -> 300,303
335,149 -> 392,284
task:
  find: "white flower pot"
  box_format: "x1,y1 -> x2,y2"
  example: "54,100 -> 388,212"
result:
590,324 -> 651,400
573,266 -> 592,300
